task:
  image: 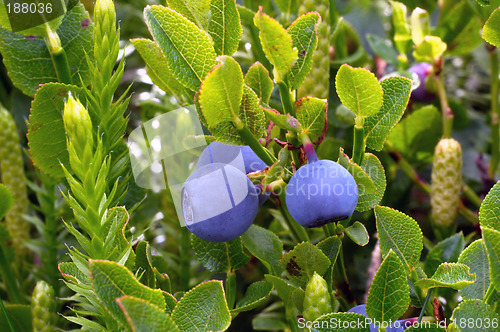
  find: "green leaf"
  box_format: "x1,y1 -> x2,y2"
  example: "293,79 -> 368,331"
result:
338,148 -> 377,195
375,206 -> 423,274
27,83 -> 83,178
131,38 -> 187,98
0,3 -> 93,97
245,62 -> 274,104
0,304 -> 31,332
264,274 -> 305,311
144,5 -> 217,91
451,299 -> 500,332
208,0 -> 242,56
483,8 -> 500,47
388,105 -> 442,163
232,281 -> 273,313
285,12 -> 321,90
335,64 -> 384,118
482,227 -> 500,293
458,240 -> 491,300
117,295 -> 179,332
253,7 -> 297,80
391,1 -> 412,54
135,241 -> 156,288
191,235 -> 250,273
310,312 -> 371,332
366,34 -> 399,68
172,280 -> 231,332
413,36 -> 447,63
410,7 -> 430,46
274,0 -> 298,14
366,250 -> 410,324
241,225 -> 284,276
316,236 -> 342,267
479,181 -> 500,231
356,153 -> 387,212
89,260 -> 166,328
416,263 -> 476,290
279,242 -> 331,287
253,317 -> 288,330
210,85 -> 266,145
345,221 -> 370,246
59,262 -> 89,284
165,0 -> 211,29
295,97 -> 327,143
0,184 -> 13,220
199,55 -> 243,127
424,232 -> 465,277
364,76 -> 412,151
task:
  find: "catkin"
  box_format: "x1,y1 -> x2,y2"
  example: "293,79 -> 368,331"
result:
298,0 -> 330,99
303,272 -> 332,321
31,281 -> 57,332
430,138 -> 462,239
0,105 -> 29,256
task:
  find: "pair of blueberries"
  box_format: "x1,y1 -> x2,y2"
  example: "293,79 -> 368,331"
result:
181,141 -> 359,242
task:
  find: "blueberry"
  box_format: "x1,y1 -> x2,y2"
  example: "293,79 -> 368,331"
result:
197,141 -> 269,204
285,159 -> 358,227
347,305 -> 408,331
181,163 -> 259,242
408,63 -> 436,103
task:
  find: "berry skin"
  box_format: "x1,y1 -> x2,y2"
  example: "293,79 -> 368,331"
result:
408,63 -> 436,103
348,305 -> 407,331
285,160 -> 358,227
181,163 -> 259,242
197,141 -> 269,204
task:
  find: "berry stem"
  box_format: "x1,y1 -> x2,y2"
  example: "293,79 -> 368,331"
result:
488,47 -> 499,179
234,117 -> 277,166
418,289 -> 433,324
300,133 -> 318,163
277,191 -> 310,243
433,60 -> 453,139
352,118 -> 365,165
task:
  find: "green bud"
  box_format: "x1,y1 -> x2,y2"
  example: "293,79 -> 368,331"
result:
31,281 -> 56,332
94,0 -> 116,32
430,138 -> 462,239
303,272 -> 332,322
297,0 -> 330,100
43,24 -> 62,55
63,94 -> 93,154
0,105 -> 29,257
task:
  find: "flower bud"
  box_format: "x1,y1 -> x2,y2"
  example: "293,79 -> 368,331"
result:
44,25 -> 62,55
430,138 -> 462,239
303,272 -> 332,322
63,94 -> 93,154
94,0 -> 116,32
31,281 -> 56,332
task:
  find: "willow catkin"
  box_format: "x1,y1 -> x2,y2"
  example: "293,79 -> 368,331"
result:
0,105 -> 29,256
430,138 -> 462,239
297,0 -> 330,99
31,281 -> 57,332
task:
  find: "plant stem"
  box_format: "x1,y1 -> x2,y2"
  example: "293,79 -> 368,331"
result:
234,117 -> 276,166
418,289 -> 433,324
488,47 -> 499,179
180,227 -> 191,291
278,191 -> 310,243
462,184 -> 482,209
278,81 -> 295,116
51,50 -> 73,85
226,270 -> 236,309
352,119 -> 365,165
332,244 -> 356,307
434,67 -> 453,138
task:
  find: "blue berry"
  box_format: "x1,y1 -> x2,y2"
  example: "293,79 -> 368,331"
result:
197,141 -> 269,204
181,163 -> 259,242
348,305 -> 408,331
408,63 -> 436,103
285,159 -> 358,227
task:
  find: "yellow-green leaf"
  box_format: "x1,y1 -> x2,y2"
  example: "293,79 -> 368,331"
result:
208,0 -> 242,56
415,263 -> 476,290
